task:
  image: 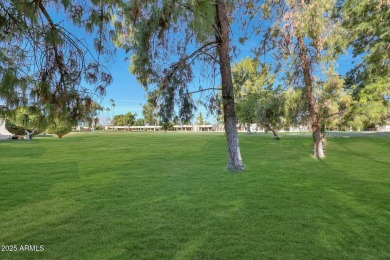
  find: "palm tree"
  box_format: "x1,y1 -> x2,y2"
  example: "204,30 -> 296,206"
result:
109,99 -> 115,119
105,107 -> 111,125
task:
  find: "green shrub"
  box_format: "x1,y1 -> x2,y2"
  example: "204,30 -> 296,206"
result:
47,118 -> 75,138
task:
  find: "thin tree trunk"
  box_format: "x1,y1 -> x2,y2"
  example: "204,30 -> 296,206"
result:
25,130 -> 35,140
297,35 -> 324,158
215,0 -> 244,170
266,124 -> 280,140
270,128 -> 280,140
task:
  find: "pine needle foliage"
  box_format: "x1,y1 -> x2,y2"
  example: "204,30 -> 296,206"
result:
0,0 -> 116,122
113,0 -> 219,126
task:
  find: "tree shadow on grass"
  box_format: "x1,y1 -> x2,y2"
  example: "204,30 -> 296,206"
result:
335,142 -> 390,167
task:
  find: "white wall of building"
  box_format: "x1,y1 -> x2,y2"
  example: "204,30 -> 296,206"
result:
0,118 -> 12,139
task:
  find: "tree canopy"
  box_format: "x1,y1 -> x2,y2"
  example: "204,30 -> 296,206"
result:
232,57 -> 274,133
342,0 -> 390,129
113,112 -> 137,126
46,117 -> 75,138
5,106 -> 47,137
0,0 -> 115,121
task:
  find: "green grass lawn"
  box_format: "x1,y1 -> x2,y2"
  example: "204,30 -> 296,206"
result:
0,131 -> 389,259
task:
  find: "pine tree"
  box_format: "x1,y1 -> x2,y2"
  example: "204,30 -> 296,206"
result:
196,112 -> 205,125
342,0 -> 390,129
256,0 -> 347,158
114,0 -> 244,170
232,57 -> 274,134
0,0 -> 115,122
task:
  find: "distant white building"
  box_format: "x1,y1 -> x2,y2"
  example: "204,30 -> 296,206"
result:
106,125 -> 162,131
193,125 -> 214,131
0,118 -> 12,140
379,119 -> 390,131
105,124 -> 218,132
173,125 -> 216,131
173,125 -> 193,131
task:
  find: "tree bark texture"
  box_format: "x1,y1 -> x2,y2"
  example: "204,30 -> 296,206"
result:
297,35 -> 324,158
270,129 -> 280,140
246,122 -> 251,134
215,0 -> 244,170
266,124 -> 280,140
321,124 -> 327,145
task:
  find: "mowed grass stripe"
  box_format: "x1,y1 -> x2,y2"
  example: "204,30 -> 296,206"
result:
0,132 -> 389,259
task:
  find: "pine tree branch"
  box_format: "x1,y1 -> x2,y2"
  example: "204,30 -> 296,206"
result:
38,1 -> 56,30
177,1 -> 221,38
184,88 -> 222,95
199,50 -> 221,65
185,41 -> 218,62
38,1 -> 63,75
164,41 -> 218,85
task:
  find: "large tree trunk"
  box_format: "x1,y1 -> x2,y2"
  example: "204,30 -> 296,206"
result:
320,124 -> 327,145
215,0 -> 244,170
246,122 -> 251,134
297,35 -> 324,158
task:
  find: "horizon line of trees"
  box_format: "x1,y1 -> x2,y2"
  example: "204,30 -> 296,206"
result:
112,110 -> 214,127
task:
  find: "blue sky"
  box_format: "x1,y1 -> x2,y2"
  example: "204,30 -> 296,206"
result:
100,49 -> 145,118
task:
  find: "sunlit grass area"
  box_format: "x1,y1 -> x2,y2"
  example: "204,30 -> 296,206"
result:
1,131 -> 389,259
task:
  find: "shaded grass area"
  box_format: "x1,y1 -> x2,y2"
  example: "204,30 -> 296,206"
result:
0,132 -> 389,259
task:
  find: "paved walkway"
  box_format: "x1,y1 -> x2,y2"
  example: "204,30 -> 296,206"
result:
327,131 -> 390,138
